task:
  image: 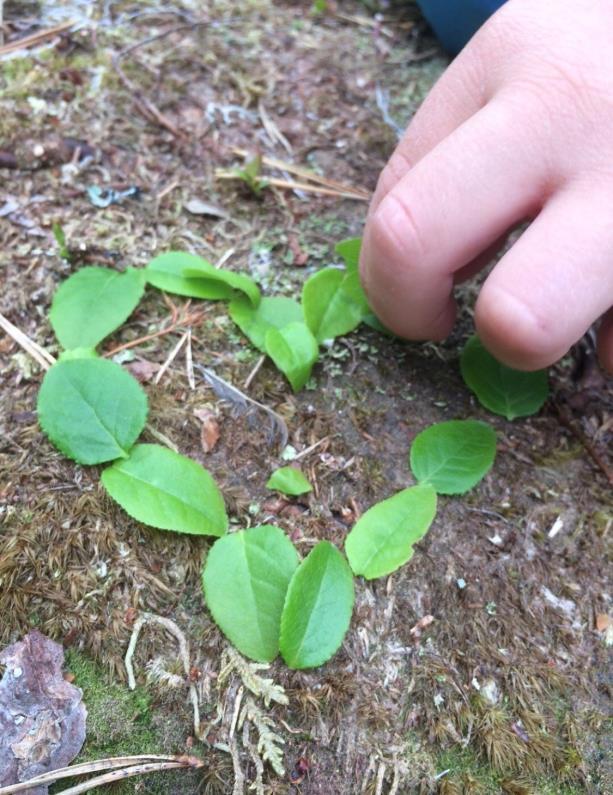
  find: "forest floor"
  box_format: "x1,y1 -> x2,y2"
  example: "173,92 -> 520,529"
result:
0,1 -> 611,793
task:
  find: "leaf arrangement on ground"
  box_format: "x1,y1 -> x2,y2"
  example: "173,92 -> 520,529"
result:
35,238 -> 550,674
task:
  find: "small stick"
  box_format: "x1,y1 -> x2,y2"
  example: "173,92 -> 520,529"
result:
216,171 -> 368,201
0,20 -> 74,56
103,306 -> 203,358
258,101 -> 292,155
243,354 -> 265,390
0,312 -> 55,370
232,147 -> 370,198
154,331 -> 188,384
0,756 -> 180,794
186,328 -> 195,389
54,760 -> 201,795
263,177 -> 368,200
144,424 -> 179,452
215,247 -> 235,269
292,436 -> 330,461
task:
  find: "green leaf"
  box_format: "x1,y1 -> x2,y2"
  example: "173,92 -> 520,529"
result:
302,268 -> 366,343
58,347 -> 98,361
50,267 -> 145,350
345,484 -> 437,579
334,237 -> 395,333
265,322 -> 318,392
334,237 -> 362,271
409,420 -> 496,495
279,541 -> 354,669
335,236 -> 369,312
101,443 -> 227,536
145,252 -> 235,299
37,359 -> 147,465
52,222 -> 70,260
202,525 -> 299,662
229,295 -> 303,352
460,335 -> 549,420
266,466 -> 312,496
182,261 -> 260,307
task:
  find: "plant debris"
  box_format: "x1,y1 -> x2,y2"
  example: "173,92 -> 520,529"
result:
0,631 -> 87,793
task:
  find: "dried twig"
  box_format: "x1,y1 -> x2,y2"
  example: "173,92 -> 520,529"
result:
124,613 -> 201,740
258,101 -> 292,155
186,328 -> 195,389
54,759 -> 202,794
243,354 -> 265,390
0,756 -> 201,795
103,304 -> 203,358
144,423 -> 179,452
0,20 -> 74,56
232,147 -> 370,199
217,171 -> 368,201
154,331 -> 188,384
0,312 -> 55,370
293,436 -> 330,461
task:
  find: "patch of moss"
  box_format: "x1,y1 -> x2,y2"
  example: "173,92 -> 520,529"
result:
436,746 -> 585,795
65,649 -> 156,758
57,650 -> 200,794
437,747 -> 501,793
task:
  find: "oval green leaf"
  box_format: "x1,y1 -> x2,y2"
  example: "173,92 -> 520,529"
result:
345,484 -> 437,580
279,541 -> 354,670
183,261 -> 260,307
302,267 -> 366,343
334,237 -> 362,271
101,443 -> 227,536
49,267 -> 145,350
37,359 -> 148,465
202,525 -> 299,662
229,295 -> 303,352
145,252 -> 234,299
460,335 -> 549,420
409,420 -> 496,495
265,322 -> 318,392
266,466 -> 312,496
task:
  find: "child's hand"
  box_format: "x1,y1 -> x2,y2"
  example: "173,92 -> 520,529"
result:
360,0 -> 613,373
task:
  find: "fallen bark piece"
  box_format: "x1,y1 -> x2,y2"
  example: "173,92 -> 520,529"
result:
0,631 -> 87,794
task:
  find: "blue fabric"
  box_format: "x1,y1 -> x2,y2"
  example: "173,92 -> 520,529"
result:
416,0 -> 506,54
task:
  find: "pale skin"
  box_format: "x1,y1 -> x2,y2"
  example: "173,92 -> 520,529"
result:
360,0 -> 613,373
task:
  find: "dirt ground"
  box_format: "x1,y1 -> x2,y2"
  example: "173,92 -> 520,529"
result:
0,1 -> 611,793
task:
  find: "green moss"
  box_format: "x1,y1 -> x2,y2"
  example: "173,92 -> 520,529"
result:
437,747 -> 501,793
436,746 -> 585,795
56,650 -> 200,794
65,649 -> 156,758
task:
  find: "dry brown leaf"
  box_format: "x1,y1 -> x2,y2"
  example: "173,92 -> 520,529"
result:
595,613 -> 610,632
125,359 -> 160,383
0,631 -> 87,792
194,407 -> 220,453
